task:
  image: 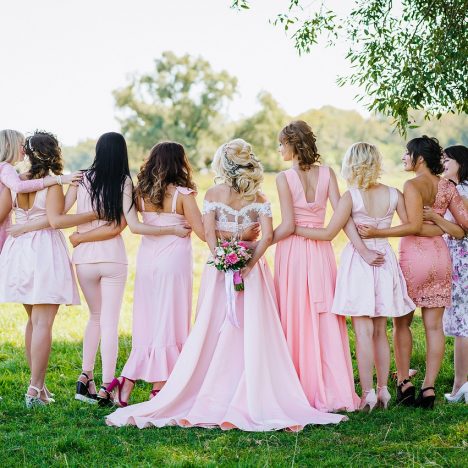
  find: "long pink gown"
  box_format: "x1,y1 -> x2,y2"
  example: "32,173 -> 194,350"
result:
120,187 -> 194,382
106,200 -> 346,431
274,166 -> 359,412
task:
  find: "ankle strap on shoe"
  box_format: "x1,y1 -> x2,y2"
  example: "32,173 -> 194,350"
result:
398,378 -> 411,388
421,386 -> 435,393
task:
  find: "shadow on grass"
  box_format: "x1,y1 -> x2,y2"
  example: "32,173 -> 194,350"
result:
0,320 -> 465,467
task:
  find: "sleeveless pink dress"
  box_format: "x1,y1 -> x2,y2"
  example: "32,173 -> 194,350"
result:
332,187 -> 415,317
274,166 -> 359,412
399,178 -> 468,308
121,187 -> 194,382
0,187 -> 79,305
0,162 -> 44,252
107,199 -> 346,431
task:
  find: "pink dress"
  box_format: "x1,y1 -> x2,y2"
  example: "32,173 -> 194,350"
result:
120,187 -> 194,382
106,200 -> 346,431
0,162 -> 44,252
0,187 -> 80,305
274,166 -> 359,412
399,178 -> 468,308
332,187 -> 415,317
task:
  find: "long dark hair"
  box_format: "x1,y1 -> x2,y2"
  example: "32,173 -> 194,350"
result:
135,141 -> 196,210
406,135 -> 444,175
444,145 -> 468,185
24,130 -> 63,178
85,132 -> 130,225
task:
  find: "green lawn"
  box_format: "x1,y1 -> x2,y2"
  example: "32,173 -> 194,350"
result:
0,171 -> 466,467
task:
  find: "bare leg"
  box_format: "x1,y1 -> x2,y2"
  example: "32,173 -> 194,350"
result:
27,304 -> 58,400
421,307 -> 445,397
452,336 -> 468,395
372,317 -> 390,388
23,305 -> 33,370
393,311 -> 414,391
352,317 -> 375,397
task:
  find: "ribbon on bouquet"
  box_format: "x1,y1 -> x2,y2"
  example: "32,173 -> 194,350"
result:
224,270 -> 240,328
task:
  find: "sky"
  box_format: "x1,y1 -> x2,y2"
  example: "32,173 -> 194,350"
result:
0,0 -> 364,145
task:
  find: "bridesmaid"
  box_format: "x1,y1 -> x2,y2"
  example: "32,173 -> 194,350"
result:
105,141 -> 203,406
273,121 -> 367,412
359,136 -> 468,408
422,145 -> 468,403
294,142 -> 416,411
0,129 -> 81,251
106,138 -> 345,430
0,131 -> 95,407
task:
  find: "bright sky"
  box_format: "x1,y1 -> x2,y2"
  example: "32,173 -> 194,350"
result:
1,0 -> 364,145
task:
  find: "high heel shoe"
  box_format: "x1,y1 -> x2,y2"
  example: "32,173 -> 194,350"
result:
75,372 -> 97,404
359,389 -> 378,413
97,385 -> 114,407
25,385 -> 48,409
377,386 -> 391,409
105,377 -> 135,407
444,382 -> 468,403
149,388 -> 160,400
396,379 -> 415,406
415,386 -> 436,409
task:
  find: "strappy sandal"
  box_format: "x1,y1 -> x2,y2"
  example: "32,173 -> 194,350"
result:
396,378 -> 416,406
75,372 -> 98,404
149,388 -> 160,400
106,377 -> 135,407
25,385 -> 48,409
415,386 -> 436,409
97,385 -> 115,407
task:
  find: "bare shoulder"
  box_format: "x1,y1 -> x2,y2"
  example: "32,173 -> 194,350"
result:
204,184 -> 227,201
255,192 -> 269,204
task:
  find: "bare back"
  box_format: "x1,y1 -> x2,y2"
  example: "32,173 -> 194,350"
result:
292,165 -> 320,204
410,174 -> 442,207
359,184 -> 391,218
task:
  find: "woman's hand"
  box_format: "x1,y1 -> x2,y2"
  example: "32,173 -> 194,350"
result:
173,225 -> 192,238
6,224 -> 26,238
357,224 -> 377,239
62,171 -> 84,186
361,249 -> 386,267
242,265 -> 252,278
242,223 -> 260,242
422,206 -> 438,222
69,231 -> 82,247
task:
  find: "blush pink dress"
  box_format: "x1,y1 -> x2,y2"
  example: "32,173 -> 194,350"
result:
0,162 -> 44,252
0,187 -> 80,305
399,178 -> 468,308
120,187 -> 194,382
332,187 -> 415,317
274,166 -> 359,412
106,200 -> 346,431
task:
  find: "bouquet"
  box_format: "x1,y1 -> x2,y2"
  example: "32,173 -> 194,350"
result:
208,239 -> 253,291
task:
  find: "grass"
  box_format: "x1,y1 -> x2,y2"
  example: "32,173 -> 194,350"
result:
0,171 -> 467,467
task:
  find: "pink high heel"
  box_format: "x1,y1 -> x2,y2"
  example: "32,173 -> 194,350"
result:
106,377 -> 135,407
377,385 -> 391,409
359,389 -> 378,413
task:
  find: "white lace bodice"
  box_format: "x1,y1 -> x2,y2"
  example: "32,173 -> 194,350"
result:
203,200 -> 272,234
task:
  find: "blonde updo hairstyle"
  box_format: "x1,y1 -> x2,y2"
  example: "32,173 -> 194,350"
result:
341,142 -> 382,190
0,129 -> 25,164
279,120 -> 321,170
212,138 -> 263,201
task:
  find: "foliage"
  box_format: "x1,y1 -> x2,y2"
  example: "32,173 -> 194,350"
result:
230,1 -> 468,134
62,139 -> 96,172
113,51 -> 237,167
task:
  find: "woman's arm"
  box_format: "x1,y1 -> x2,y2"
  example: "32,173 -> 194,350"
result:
181,193 -> 205,241
271,173 -> 295,245
123,178 -> 190,237
448,189 -> 468,230
295,191 -> 352,241
7,216 -> 50,237
46,185 -> 97,229
69,218 -> 127,247
422,207 -> 465,239
358,180 -> 423,238
0,188 -> 12,224
64,185 -> 78,213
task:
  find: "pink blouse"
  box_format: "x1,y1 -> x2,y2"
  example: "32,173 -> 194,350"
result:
0,162 -> 45,252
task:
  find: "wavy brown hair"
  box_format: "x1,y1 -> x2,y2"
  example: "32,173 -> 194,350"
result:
135,141 -> 196,210
24,130 -> 63,179
279,120 -> 321,170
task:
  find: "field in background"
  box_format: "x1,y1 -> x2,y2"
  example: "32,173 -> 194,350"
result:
1,169 -> 466,467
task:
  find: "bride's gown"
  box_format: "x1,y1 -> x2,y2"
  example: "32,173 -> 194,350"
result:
106,200 -> 346,431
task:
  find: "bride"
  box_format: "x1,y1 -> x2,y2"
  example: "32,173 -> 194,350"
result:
106,139 -> 346,431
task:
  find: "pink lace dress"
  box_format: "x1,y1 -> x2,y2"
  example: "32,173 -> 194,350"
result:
399,178 -> 468,308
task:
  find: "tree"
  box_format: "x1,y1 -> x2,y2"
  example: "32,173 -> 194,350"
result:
62,139 -> 96,172
114,51 -> 238,167
234,92 -> 290,171
230,1 -> 468,134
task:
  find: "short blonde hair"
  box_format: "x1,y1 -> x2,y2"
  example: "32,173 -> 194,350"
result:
0,129 -> 25,164
212,138 -> 264,201
341,142 -> 382,189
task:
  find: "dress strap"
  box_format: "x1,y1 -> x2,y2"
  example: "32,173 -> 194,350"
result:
171,188 -> 179,214
315,166 -> 330,205
140,197 -> 146,211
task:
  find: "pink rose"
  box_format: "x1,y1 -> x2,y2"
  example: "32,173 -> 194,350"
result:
237,241 -> 247,248
221,241 -> 229,248
226,252 -> 239,265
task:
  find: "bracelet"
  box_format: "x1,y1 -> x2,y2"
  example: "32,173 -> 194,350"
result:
56,175 -> 63,186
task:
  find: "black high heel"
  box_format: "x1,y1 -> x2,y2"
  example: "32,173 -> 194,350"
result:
75,372 -> 97,404
415,386 -> 436,409
397,378 -> 415,406
97,385 -> 114,407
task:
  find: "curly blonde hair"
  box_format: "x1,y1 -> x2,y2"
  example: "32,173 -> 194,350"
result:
212,138 -> 263,201
279,120 -> 321,170
0,129 -> 25,164
341,142 -> 382,190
